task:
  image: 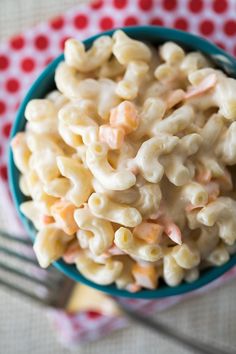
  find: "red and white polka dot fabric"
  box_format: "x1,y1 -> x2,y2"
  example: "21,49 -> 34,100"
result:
1,0 -> 236,346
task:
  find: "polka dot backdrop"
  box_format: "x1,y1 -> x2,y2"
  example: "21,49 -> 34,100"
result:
1,0 -> 236,346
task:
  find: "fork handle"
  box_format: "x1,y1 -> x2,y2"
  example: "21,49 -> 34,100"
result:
119,304 -> 232,354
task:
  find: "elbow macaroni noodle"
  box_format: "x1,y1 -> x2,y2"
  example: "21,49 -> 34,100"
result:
11,31 -> 236,292
88,193 -> 142,227
75,251 -> 123,285
161,133 -> 202,186
116,60 -> 149,100
113,30 -> 151,65
74,206 -> 114,255
133,134 -> 179,183
114,227 -> 163,262
65,36 -> 113,73
57,156 -> 93,207
86,142 -> 136,190
33,225 -> 74,268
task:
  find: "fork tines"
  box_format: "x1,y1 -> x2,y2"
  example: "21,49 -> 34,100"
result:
0,229 -> 71,307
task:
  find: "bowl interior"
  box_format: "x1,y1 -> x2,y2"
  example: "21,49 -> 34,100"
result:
9,26 -> 236,299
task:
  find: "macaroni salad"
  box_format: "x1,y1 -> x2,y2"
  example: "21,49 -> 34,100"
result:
11,30 -> 236,292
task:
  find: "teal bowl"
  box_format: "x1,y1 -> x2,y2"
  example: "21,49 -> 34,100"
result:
8,26 -> 236,299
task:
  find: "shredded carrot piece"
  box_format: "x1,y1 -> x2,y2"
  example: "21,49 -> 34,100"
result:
152,203 -> 182,245
42,215 -> 54,224
107,245 -> 126,255
126,283 -> 142,293
110,101 -> 139,134
99,124 -> 125,150
51,200 -> 78,235
63,240 -> 80,264
133,222 -> 163,244
163,221 -> 182,245
185,73 -> 217,99
195,165 -> 212,184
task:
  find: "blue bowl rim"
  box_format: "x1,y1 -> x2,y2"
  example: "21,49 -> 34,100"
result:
8,25 -> 236,299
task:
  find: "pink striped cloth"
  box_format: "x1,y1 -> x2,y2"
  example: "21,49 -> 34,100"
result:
1,0 -> 236,347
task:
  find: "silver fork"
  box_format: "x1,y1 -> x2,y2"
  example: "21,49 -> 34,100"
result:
0,230 -> 74,308
0,229 -> 233,354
